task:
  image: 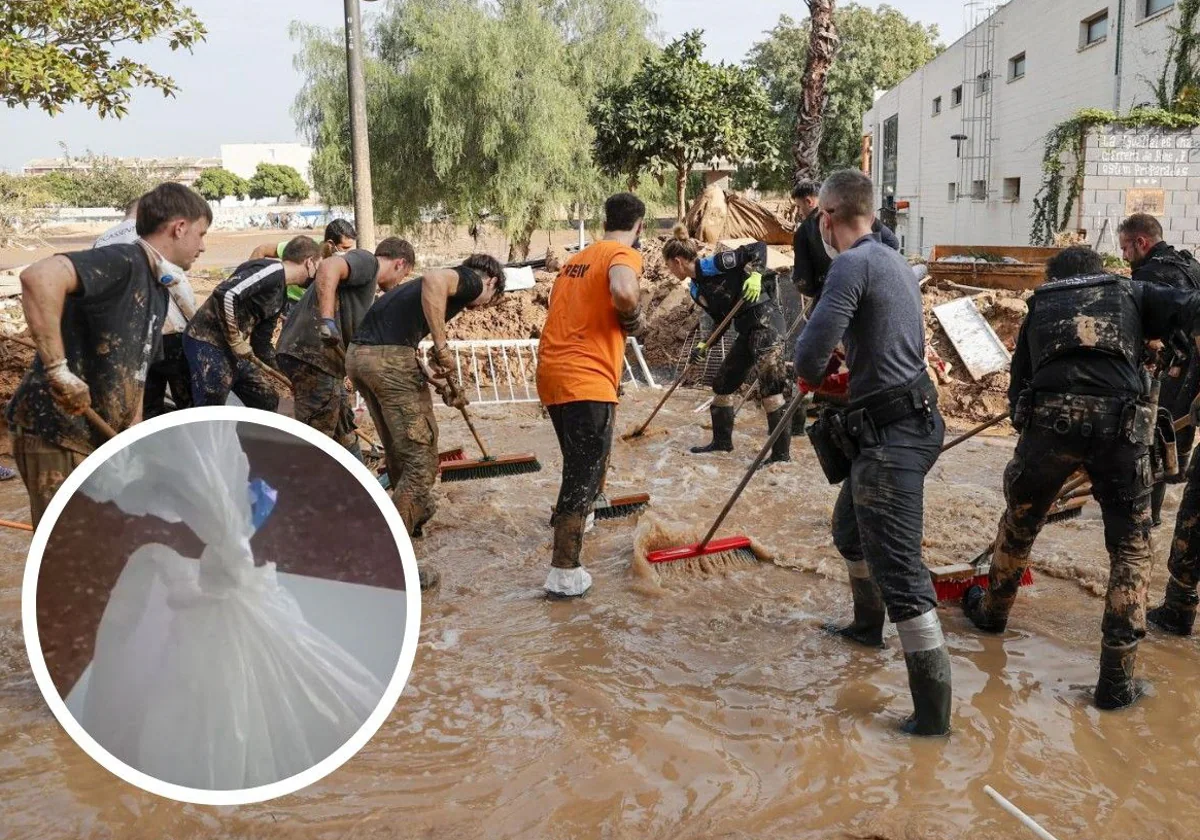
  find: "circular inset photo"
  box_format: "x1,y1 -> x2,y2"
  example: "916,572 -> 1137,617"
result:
21,407 -> 420,805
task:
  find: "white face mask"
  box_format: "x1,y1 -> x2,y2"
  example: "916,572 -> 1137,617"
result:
820,221 -> 840,260
139,238 -> 186,286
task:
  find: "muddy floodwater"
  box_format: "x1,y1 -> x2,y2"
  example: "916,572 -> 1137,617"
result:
3,388 -> 1200,838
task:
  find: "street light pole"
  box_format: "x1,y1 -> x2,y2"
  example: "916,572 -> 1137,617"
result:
344,0 -> 376,249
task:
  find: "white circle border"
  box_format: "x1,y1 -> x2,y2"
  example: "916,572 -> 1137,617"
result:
20,405 -> 422,806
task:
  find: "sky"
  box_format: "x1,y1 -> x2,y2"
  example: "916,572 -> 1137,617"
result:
0,0 -> 967,172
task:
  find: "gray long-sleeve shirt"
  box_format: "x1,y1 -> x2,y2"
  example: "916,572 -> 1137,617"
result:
793,234 -> 927,402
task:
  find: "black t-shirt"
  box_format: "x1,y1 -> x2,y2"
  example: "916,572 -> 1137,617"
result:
353,267 -> 484,348
277,248 -> 379,375
187,259 -> 288,363
7,244 -> 168,453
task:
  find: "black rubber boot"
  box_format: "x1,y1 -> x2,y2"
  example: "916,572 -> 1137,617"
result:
418,566 -> 441,591
790,408 -> 808,437
761,407 -> 792,465
962,585 -> 1007,633
1147,578 -> 1199,636
825,576 -> 886,648
1094,642 -> 1150,710
900,646 -> 953,736
691,405 -> 735,454
1151,482 -> 1167,528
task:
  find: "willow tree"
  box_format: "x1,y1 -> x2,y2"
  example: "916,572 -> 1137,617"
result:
292,0 -> 654,259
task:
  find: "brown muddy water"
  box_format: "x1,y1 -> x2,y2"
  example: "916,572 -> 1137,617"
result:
2,389 -> 1200,839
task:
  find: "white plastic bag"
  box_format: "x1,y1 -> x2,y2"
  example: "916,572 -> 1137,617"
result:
78,421 -> 385,790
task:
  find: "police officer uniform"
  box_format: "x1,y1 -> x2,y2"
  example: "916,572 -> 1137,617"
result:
690,241 -> 792,464
964,270 -> 1200,709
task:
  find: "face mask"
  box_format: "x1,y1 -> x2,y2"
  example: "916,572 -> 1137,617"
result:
139,238 -> 186,286
820,222 -> 840,261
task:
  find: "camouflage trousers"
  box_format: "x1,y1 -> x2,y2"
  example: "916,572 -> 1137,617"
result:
985,421 -> 1155,648
11,431 -> 87,528
278,354 -> 360,455
1163,455 -> 1200,591
345,343 -> 439,537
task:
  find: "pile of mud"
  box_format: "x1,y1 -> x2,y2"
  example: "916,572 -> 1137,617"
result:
0,299 -> 31,411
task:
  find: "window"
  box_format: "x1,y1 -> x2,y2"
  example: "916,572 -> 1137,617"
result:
976,71 -> 992,96
951,85 -> 963,107
948,183 -> 958,201
1009,52 -> 1026,80
972,180 -> 987,200
1003,177 -> 1021,202
1143,0 -> 1174,17
932,96 -> 942,116
1083,10 -> 1109,46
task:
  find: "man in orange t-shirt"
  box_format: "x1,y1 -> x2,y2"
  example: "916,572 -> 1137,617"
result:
536,192 -> 647,598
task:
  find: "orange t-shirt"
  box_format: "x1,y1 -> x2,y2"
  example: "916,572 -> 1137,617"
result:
536,240 -> 643,406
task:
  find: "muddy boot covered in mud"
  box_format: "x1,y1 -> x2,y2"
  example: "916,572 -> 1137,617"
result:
1147,577 -> 1199,636
897,610 -> 952,736
825,574 -> 886,648
1151,482 -> 1167,528
1094,642 -> 1150,710
418,566 -> 441,592
545,511 -> 592,599
962,543 -> 1027,633
691,405 -> 734,454
760,406 -> 792,466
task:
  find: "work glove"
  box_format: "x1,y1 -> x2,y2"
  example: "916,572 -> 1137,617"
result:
431,344 -> 455,377
228,333 -> 254,360
689,342 -> 708,365
742,271 -> 763,304
45,359 -> 91,415
437,379 -> 468,410
317,317 -> 341,347
617,304 -> 646,338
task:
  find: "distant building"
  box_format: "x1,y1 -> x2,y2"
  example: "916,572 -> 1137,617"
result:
220,143 -> 313,185
861,0 -> 1185,254
22,155 -> 220,186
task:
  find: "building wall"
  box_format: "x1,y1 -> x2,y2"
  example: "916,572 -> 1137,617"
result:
220,143 -> 314,184
862,0 -> 1182,254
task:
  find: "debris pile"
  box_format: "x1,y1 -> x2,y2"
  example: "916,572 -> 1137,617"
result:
684,186 -> 795,246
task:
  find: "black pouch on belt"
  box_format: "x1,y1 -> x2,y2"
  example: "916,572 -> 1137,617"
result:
1153,406 -> 1180,482
808,407 -> 856,485
1012,389 -> 1033,430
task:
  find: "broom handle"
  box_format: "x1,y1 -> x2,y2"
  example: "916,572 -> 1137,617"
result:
6,334 -> 116,439
698,389 -> 806,550
734,306 -> 809,417
459,406 -> 492,460
247,353 -> 292,390
629,298 -> 746,438
0,518 -> 34,532
941,411 -> 1009,453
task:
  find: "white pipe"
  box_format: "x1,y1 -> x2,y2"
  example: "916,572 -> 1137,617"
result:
983,786 -> 1061,840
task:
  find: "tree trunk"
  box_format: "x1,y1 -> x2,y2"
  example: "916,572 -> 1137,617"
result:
794,0 -> 838,184
507,219 -> 538,263
675,165 -> 690,221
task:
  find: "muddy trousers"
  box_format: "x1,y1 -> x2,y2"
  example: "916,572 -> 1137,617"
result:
10,430 -> 86,528
346,344 -> 439,538
278,354 -> 361,458
976,425 -> 1154,649
831,410 -> 949,734
548,401 -> 614,569
182,335 -> 279,412
143,333 -> 193,418
1149,453 -> 1200,634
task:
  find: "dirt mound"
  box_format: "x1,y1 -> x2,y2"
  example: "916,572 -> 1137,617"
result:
684,187 -> 795,246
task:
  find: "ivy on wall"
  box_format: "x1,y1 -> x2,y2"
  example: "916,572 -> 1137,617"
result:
1029,107 -> 1200,246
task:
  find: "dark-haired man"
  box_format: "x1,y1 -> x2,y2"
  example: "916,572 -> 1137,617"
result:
792,179 -> 900,301
8,182 -> 212,524
276,238 -> 414,456
347,255 -> 505,589
536,192 -> 646,599
964,245 -> 1200,710
794,169 -> 947,736
184,236 -> 323,410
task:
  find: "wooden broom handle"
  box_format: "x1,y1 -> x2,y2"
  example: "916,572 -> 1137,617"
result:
941,411 -> 1009,453
458,407 -> 492,460
4,334 -> 116,440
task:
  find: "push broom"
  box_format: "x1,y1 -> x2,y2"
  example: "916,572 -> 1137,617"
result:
623,299 -> 745,441
645,388 -> 806,571
436,379 -> 542,482
593,405 -> 650,521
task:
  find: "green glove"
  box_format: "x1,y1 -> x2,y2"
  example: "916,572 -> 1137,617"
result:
742,271 -> 763,303
689,342 -> 708,364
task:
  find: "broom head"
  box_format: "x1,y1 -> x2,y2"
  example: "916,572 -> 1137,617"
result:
1046,495 -> 1088,524
647,534 -> 756,565
594,492 -> 650,521
439,453 -> 542,482
929,560 -> 1035,603
439,447 -> 466,464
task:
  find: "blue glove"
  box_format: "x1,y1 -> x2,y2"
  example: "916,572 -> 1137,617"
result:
317,317 -> 341,347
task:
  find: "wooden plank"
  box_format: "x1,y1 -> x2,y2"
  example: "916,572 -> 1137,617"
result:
932,296 -> 1011,381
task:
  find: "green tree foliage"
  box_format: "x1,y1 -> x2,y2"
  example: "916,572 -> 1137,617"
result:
38,148 -> 167,209
746,4 -> 942,187
0,0 -> 206,117
590,31 -> 776,219
247,163 -> 309,201
195,168 -> 250,202
292,0 -> 655,259
1154,0 -> 1200,115
0,173 -> 56,246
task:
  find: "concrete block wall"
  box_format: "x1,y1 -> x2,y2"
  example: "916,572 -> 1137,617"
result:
1079,124 -> 1200,252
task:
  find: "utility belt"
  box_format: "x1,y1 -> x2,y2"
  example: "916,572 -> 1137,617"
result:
807,371 -> 938,485
1012,390 -> 1156,445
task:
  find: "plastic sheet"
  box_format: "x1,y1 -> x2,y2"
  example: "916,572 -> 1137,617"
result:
77,421 -> 385,790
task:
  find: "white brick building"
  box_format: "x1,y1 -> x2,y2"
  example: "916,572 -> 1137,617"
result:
861,0 -> 1183,254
